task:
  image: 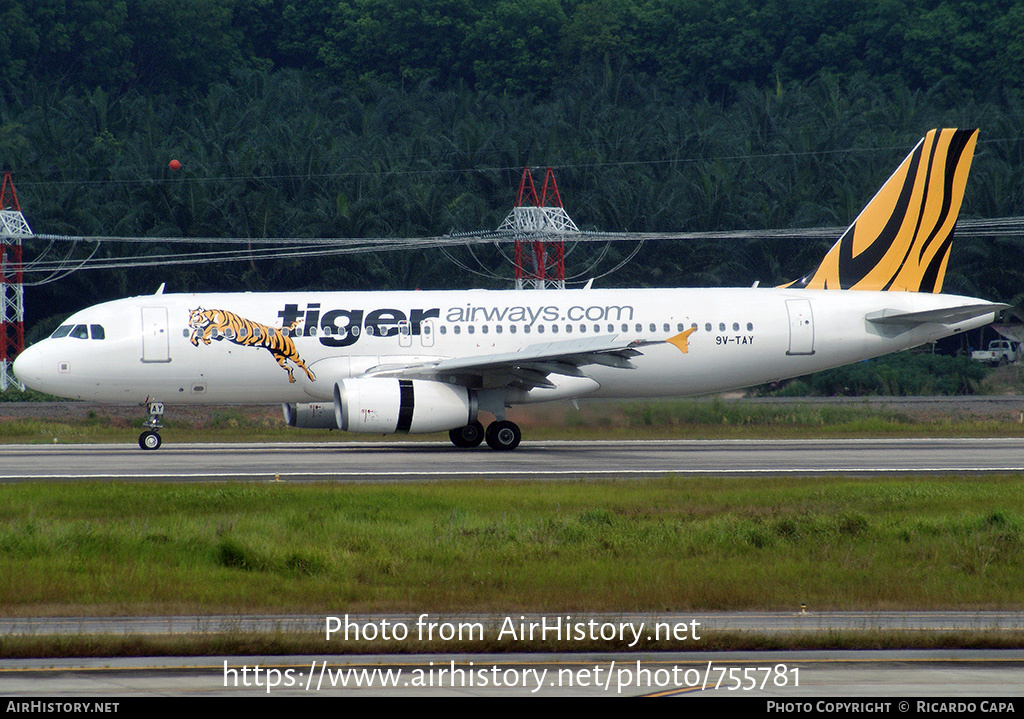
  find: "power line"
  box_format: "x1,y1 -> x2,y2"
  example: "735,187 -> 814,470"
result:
12,134 -> 1024,191
12,216 -> 1024,279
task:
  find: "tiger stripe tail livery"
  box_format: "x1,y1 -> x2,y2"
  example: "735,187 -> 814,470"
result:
792,128 -> 978,293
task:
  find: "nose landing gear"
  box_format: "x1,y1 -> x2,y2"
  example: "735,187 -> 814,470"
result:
138,401 -> 165,450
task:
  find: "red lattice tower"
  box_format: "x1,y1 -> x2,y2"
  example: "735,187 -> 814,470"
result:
0,172 -> 29,391
498,168 -> 577,290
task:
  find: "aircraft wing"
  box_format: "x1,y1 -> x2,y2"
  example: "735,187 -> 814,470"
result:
366,334 -> 656,390
866,303 -> 1008,327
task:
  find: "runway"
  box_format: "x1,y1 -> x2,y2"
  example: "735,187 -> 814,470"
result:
5,610 -> 1024,636
3,650 -> 1024,697
1,437 -> 1024,481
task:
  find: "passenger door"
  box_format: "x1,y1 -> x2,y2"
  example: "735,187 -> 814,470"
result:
785,299 -> 815,355
141,307 -> 170,363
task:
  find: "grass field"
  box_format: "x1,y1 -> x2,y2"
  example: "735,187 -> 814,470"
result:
3,475 -> 1022,615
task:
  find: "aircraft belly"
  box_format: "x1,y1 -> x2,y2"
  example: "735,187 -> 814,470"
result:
51,349 -> 315,404
586,333 -> 794,398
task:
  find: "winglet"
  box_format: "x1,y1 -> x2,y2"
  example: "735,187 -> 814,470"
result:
665,327 -> 697,354
793,128 -> 978,293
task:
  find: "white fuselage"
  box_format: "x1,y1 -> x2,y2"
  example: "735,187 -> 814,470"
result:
13,287 -> 997,406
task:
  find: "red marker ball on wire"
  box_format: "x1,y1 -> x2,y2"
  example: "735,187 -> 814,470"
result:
168,159 -> 181,170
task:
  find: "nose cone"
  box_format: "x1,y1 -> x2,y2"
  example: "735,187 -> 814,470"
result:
13,343 -> 52,393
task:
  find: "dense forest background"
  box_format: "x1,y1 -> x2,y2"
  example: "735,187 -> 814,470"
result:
4,0 -> 1024,339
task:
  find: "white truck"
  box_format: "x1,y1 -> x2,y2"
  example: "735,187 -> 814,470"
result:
971,340 -> 1021,365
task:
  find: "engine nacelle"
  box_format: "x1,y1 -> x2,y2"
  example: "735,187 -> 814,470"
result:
282,402 -> 337,429
334,378 -> 477,434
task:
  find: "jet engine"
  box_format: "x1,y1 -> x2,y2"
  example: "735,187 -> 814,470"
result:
334,377 -> 477,434
282,402 -> 337,429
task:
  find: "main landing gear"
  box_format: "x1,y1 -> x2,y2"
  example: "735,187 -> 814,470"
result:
448,420 -> 522,451
138,401 -> 165,450
485,420 -> 521,451
448,420 -> 484,448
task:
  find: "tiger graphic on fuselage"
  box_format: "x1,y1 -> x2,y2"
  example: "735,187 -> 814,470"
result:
187,308 -> 316,383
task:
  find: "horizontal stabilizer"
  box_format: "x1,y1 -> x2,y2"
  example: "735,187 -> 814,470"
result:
866,303 -> 1008,326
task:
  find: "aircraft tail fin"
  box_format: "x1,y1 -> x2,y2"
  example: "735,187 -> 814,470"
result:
790,128 -> 978,293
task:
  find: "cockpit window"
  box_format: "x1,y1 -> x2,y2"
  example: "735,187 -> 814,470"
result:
50,323 -> 106,340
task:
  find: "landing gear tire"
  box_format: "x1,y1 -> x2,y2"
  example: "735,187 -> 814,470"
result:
139,401 -> 165,450
485,420 -> 521,451
449,420 -> 485,448
139,430 -> 162,451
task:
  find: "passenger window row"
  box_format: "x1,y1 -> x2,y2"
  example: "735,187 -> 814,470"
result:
435,322 -> 712,336
163,319 -> 756,341
705,322 -> 755,332
179,321 -> 756,339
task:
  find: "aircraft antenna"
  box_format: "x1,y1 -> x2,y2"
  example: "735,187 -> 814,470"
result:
498,168 -> 577,289
0,172 -> 29,391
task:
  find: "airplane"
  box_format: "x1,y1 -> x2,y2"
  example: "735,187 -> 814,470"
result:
12,128 -> 1006,451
